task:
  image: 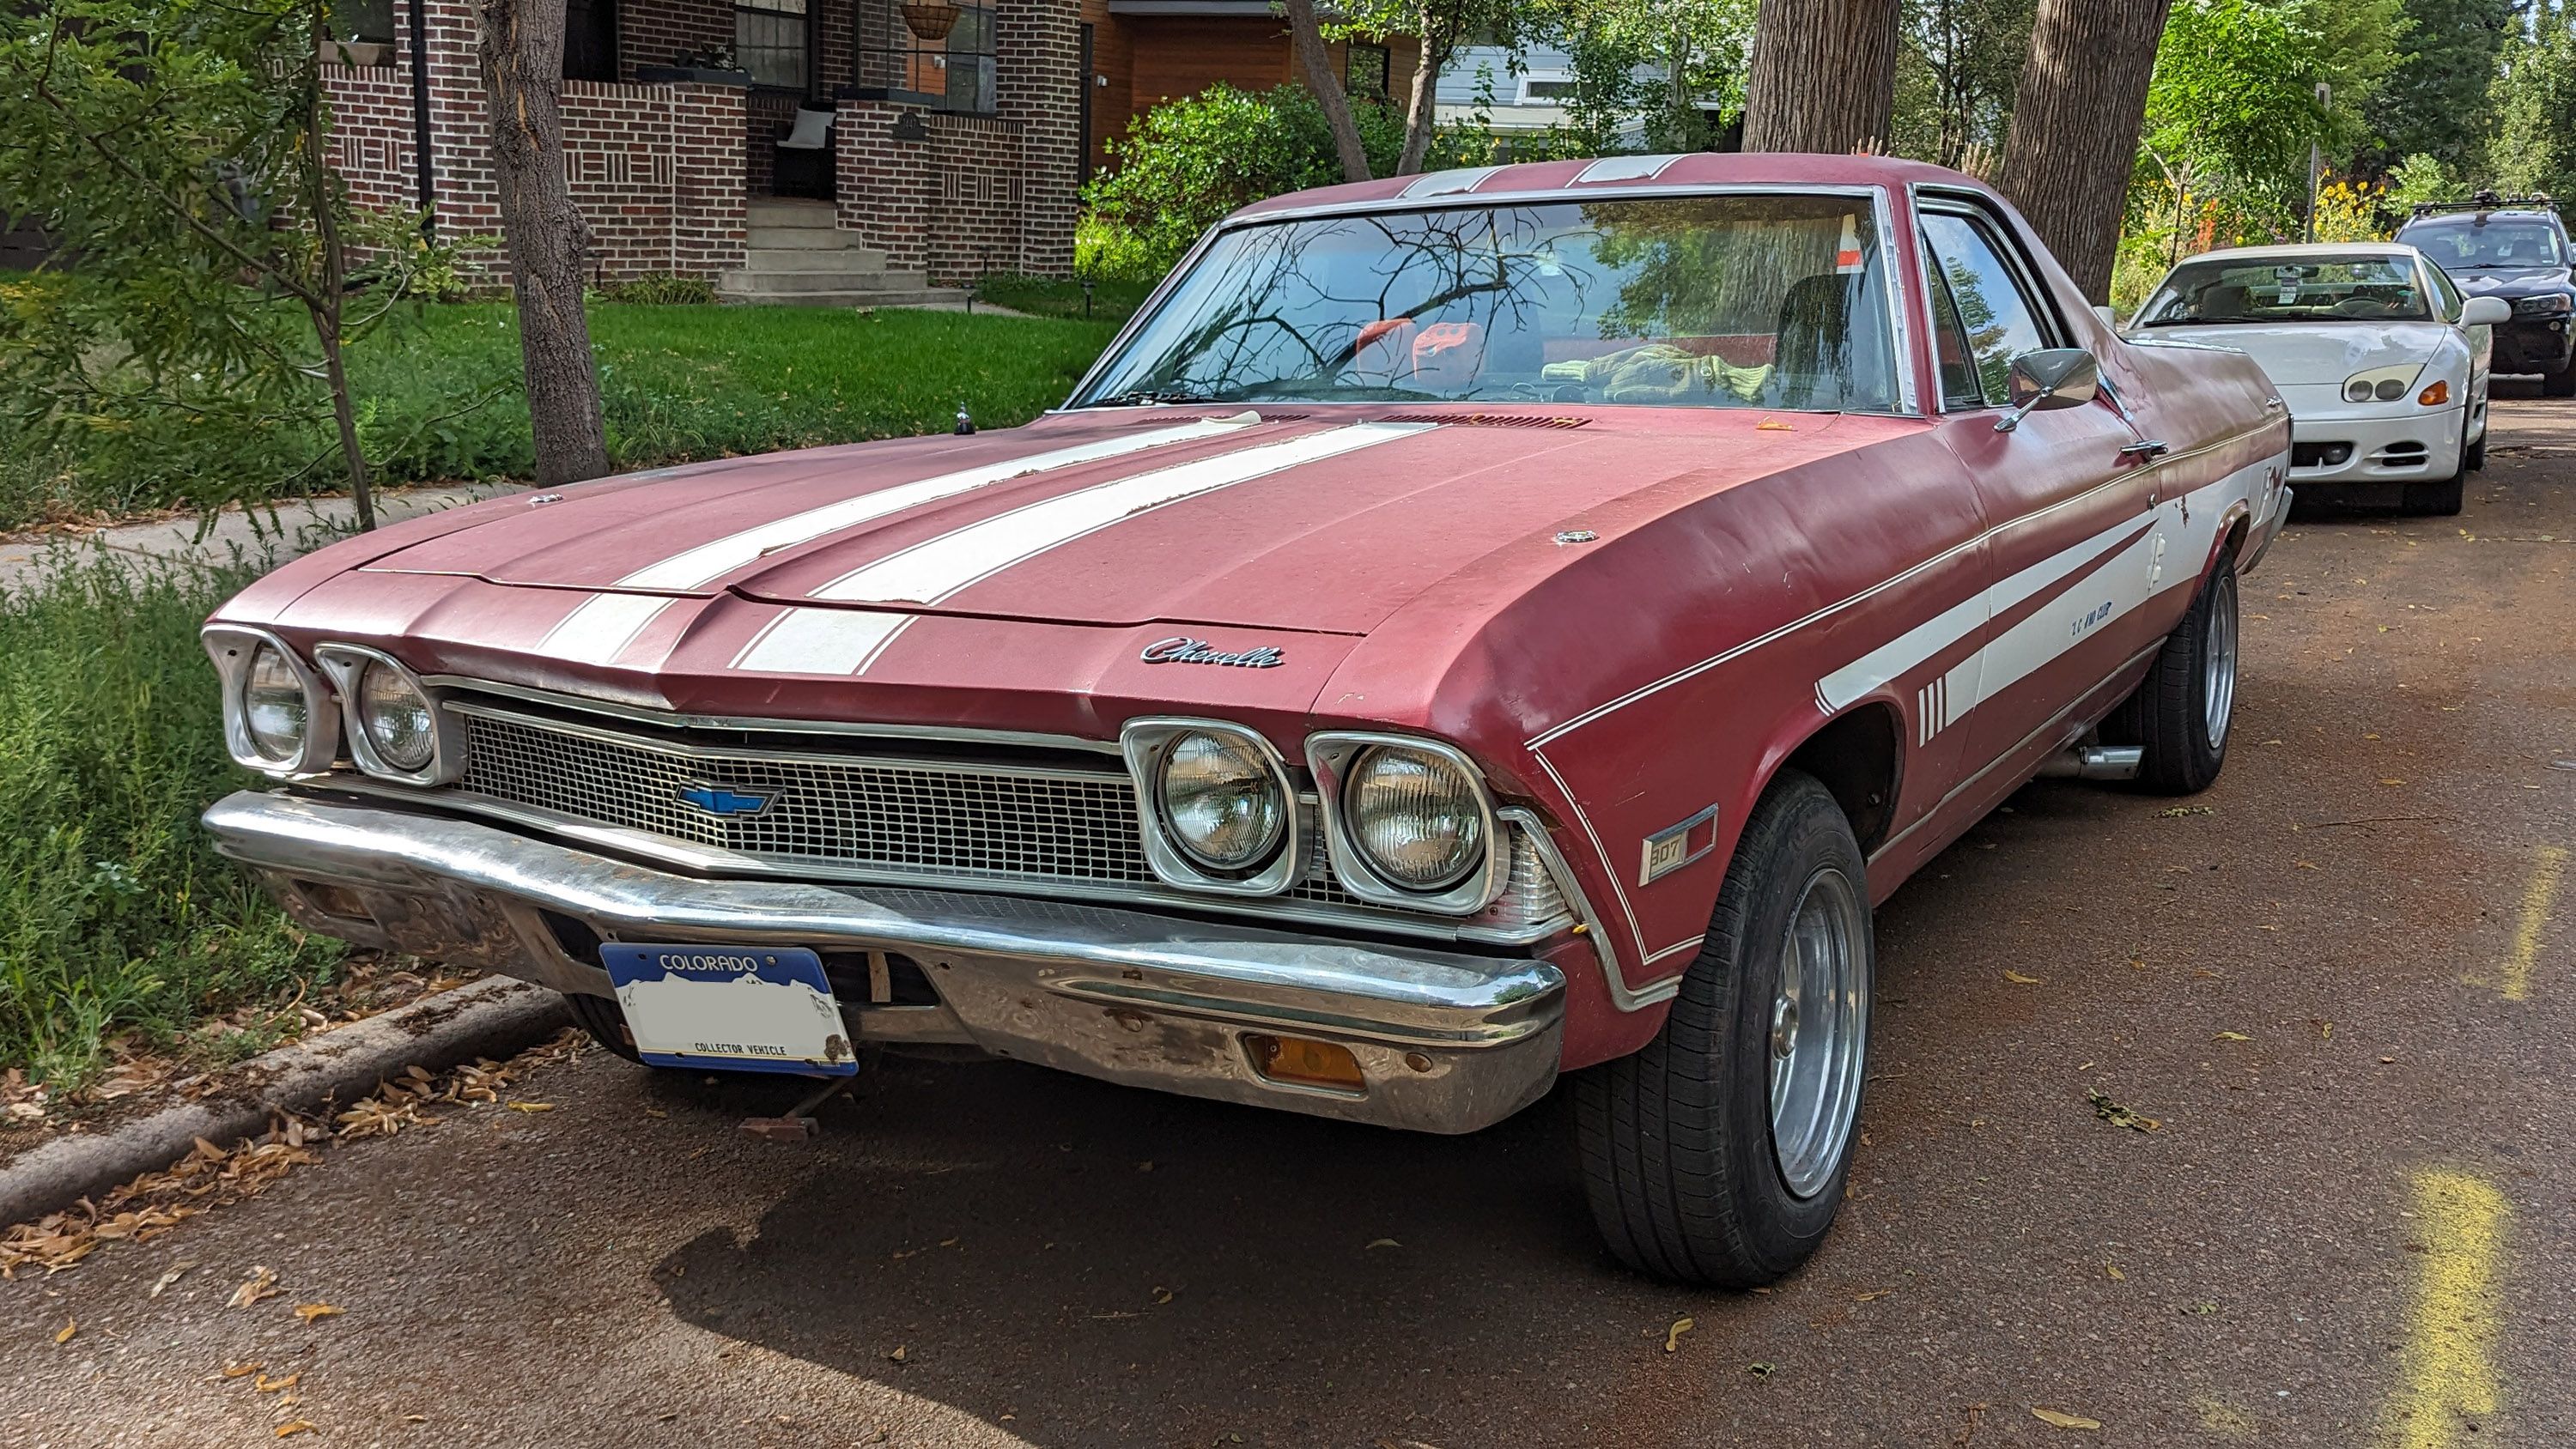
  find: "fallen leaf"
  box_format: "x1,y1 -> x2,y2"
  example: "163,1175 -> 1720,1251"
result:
1151,1287 -> 1175,1306
149,1263 -> 196,1298
2003,970 -> 2043,985
642,1108 -> 668,1119
221,1361 -> 264,1379
1364,1238 -> 1400,1250
1664,1316 -> 1695,1353
255,1372 -> 301,1392
53,1318 -> 74,1343
2106,1261 -> 2127,1282
2213,1032 -> 2251,1043
2085,1087 -> 2161,1132
884,1344 -> 908,1363
1747,1360 -> 1776,1377
2032,1407 -> 2103,1430
1856,1287 -> 1897,1301
506,1102 -> 554,1114
229,1266 -> 280,1308
274,1422 -> 314,1439
2378,779 -> 2406,787
293,1303 -> 341,1323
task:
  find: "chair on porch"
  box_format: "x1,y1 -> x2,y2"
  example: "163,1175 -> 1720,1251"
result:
772,104 -> 835,200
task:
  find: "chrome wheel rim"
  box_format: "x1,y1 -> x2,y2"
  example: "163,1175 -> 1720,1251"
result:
2202,567 -> 2239,751
1767,865 -> 1870,1199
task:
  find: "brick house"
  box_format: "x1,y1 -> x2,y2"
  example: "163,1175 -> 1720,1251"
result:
323,0 -> 1083,294
1076,0 -> 1421,173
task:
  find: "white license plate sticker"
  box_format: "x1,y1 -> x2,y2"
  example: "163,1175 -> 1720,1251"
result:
601,944 -> 856,1076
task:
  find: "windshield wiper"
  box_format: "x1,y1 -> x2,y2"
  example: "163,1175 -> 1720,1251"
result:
1091,388 -> 1213,406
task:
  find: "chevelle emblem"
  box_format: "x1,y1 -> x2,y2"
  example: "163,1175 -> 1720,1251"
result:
1139,636 -> 1285,669
677,784 -> 773,818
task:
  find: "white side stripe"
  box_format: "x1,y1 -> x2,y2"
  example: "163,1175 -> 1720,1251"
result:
538,416 -> 1260,667
811,423 -> 1435,606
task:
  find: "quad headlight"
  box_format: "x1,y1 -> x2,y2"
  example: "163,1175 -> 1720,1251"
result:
2342,365 -> 2423,403
1157,730 -> 1286,870
204,625 -> 339,776
2512,293 -> 2573,316
1307,732 -> 1504,914
1120,719 -> 1299,894
313,644 -> 455,784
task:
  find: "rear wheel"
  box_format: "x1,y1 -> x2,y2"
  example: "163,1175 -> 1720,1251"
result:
2544,364 -> 2575,398
2105,543 -> 2238,794
1575,770 -> 1871,1288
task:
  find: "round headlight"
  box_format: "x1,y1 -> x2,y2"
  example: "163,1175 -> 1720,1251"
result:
1157,731 -> 1285,871
1345,744 -> 1486,891
2344,379 -> 2372,403
356,661 -> 436,773
242,645 -> 309,763
2373,377 -> 2406,401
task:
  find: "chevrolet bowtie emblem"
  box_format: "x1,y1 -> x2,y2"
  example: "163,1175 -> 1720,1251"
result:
678,784 -> 772,818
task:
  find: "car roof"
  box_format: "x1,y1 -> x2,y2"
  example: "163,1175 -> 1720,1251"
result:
2179,241 -> 2421,264
2402,208 -> 2563,228
1229,151 -> 2002,221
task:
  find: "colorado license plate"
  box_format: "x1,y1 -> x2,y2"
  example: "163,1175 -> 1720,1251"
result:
601,944 -> 856,1076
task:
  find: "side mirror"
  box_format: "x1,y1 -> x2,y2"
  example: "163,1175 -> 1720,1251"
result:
1995,349 -> 2100,433
2460,295 -> 2511,327
2092,304 -> 2120,330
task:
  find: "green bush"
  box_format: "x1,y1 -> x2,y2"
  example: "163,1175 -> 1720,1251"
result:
591,271 -> 720,306
1084,84 -> 1411,279
0,553 -> 342,1086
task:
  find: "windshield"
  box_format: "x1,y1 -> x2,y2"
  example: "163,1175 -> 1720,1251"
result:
2136,255 -> 2429,326
2400,219 -> 2567,270
1072,193 -> 1901,413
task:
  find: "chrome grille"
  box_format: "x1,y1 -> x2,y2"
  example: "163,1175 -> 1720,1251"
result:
445,704 -> 1568,933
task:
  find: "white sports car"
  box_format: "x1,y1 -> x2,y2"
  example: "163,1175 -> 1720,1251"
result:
2127,242 -> 2510,514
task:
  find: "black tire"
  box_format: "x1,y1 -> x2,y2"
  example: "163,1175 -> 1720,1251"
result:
2104,543 -> 2239,793
2465,427 -> 2488,473
565,991 -> 644,1064
1575,770 -> 1872,1288
2544,364 -> 2575,398
2403,472 -> 2466,515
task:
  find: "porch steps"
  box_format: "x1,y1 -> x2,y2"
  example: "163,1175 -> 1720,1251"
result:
720,198 -> 969,310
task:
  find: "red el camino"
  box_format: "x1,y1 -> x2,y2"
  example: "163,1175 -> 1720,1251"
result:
202,155 -> 2290,1286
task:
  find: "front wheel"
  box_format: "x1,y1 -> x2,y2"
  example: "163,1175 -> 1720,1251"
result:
2104,543 -> 2238,793
1575,770 -> 1872,1288
2544,364 -> 2575,398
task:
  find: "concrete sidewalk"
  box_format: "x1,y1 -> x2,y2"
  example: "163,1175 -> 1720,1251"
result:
0,484 -> 510,593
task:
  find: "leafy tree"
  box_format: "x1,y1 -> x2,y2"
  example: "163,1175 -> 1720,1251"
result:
2001,0 -> 2171,303
2140,0 -> 2333,247
2364,0 -> 2514,179
1892,0 -> 2035,171
1531,0 -> 1756,153
2490,14 -> 2576,202
0,0 -> 466,528
1743,0 -> 1900,153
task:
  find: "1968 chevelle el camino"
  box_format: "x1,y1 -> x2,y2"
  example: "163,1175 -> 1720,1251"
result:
202,155 -> 2289,1286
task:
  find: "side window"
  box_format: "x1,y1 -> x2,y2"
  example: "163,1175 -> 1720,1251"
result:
2427,264 -> 2463,322
1921,234 -> 1984,408
1921,211 -> 2053,403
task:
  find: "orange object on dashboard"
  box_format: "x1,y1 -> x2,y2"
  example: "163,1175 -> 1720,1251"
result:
1412,321 -> 1485,390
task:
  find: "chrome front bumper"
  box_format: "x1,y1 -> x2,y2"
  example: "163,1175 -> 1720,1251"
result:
204,791 -> 1565,1133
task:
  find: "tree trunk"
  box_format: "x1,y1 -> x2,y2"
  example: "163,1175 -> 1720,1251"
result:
478,0 -> 611,488
1741,0 -> 1899,155
1998,0 -> 2173,305
1394,36 -> 1443,175
298,57 -> 376,530
1284,0 -> 1370,184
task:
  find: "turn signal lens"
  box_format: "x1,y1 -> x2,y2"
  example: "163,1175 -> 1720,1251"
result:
2417,379 -> 2451,406
1245,1034 -> 1365,1093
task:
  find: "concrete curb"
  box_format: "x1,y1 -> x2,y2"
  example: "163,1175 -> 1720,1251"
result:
0,978 -> 571,1228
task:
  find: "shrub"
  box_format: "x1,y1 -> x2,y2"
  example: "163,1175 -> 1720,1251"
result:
592,271 -> 720,306
1083,84 -> 1409,278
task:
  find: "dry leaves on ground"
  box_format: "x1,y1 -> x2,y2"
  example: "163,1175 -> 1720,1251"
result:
1663,1317 -> 1695,1353
0,1029 -> 584,1278
2085,1088 -> 2162,1133
229,1265 -> 281,1308
293,1303 -> 341,1324
2032,1407 -> 2104,1430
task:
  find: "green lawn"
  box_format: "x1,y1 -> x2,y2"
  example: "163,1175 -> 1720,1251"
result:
0,555 -> 342,1088
0,300 -> 1124,535
971,272 -> 1153,324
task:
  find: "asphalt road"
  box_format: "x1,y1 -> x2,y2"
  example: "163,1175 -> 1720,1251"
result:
9,390 -> 2573,1449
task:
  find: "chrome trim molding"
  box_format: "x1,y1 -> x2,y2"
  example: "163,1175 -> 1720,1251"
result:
202,624 -> 341,779
1638,803 -> 1720,885
1306,731 -> 1510,916
207,791 -> 1565,1134
1504,806 -> 1679,1012
314,643 -> 467,787
421,676 -> 1127,756
1117,717 -> 1304,897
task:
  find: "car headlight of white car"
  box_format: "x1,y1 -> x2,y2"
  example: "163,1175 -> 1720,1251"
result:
2342,364 -> 2424,403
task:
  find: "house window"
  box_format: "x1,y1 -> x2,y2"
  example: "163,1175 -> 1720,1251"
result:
855,1 -> 997,114
1517,74 -> 1579,105
1345,43 -> 1390,103
736,0 -> 808,90
944,5 -> 996,113
330,0 -> 396,43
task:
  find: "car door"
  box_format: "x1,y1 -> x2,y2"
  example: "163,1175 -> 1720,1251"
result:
2424,258 -> 2491,441
1918,199 -> 2163,780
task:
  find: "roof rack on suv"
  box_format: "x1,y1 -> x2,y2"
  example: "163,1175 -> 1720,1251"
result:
2409,189 -> 2559,219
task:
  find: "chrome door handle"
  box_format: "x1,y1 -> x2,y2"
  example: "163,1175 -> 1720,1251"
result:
2117,439 -> 2170,462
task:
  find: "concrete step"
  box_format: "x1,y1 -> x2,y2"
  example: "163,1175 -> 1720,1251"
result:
720,267 -> 933,295
745,225 -> 866,252
745,198 -> 840,229
741,245 -> 894,273
716,282 -> 970,310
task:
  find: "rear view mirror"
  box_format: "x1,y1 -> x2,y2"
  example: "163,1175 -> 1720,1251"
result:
1995,349 -> 2100,433
2460,295 -> 2511,327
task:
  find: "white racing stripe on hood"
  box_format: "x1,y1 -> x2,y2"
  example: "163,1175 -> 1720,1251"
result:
736,421 -> 1437,676
538,415 -> 1261,667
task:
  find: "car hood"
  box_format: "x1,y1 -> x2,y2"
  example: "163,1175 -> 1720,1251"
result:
359,407 -> 1888,637
2141,322 -> 2454,386
2446,265 -> 2572,297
